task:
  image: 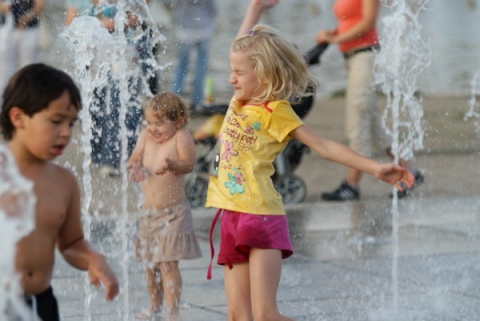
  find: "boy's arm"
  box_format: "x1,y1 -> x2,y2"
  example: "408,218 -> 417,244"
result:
290,125 -> 415,190
57,169 -> 119,301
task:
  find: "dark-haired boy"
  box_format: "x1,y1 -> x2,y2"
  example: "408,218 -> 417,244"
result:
0,63 -> 119,321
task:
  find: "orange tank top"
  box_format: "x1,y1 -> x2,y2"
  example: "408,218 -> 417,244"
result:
333,0 -> 379,53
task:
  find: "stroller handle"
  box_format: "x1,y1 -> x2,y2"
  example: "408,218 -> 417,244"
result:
304,43 -> 329,66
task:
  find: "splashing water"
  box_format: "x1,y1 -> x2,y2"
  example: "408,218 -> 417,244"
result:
0,145 -> 36,321
374,0 -> 430,313
464,70 -> 480,135
375,0 -> 429,162
60,1 -> 165,320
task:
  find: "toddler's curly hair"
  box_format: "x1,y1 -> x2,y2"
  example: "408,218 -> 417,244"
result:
144,92 -> 188,127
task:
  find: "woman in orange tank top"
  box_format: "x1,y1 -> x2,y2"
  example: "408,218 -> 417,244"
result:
316,0 -> 423,201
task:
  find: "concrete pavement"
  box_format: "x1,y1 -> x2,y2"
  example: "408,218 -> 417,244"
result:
51,196 -> 480,321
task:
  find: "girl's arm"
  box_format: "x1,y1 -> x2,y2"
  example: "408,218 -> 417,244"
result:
237,0 -> 279,38
128,130 -> 148,182
155,129 -> 196,175
331,0 -> 379,44
290,125 -> 414,190
128,129 -> 147,166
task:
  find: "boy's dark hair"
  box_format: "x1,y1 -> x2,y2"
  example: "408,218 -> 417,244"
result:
0,63 -> 82,141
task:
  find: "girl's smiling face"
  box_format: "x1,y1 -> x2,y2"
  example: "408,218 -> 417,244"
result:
229,50 -> 262,104
144,108 -> 178,144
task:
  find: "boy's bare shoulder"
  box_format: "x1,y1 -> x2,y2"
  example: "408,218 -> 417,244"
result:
48,163 -> 79,190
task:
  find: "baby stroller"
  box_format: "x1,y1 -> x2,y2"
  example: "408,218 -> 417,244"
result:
185,43 -> 329,208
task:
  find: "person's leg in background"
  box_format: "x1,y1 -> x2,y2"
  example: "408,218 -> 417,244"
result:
191,39 -> 210,112
18,27 -> 40,69
171,41 -> 191,99
125,100 -> 142,158
0,24 -> 18,98
147,44 -> 160,95
99,82 -> 120,176
90,86 -> 107,167
322,50 -> 424,201
344,51 -> 378,188
322,51 -> 377,201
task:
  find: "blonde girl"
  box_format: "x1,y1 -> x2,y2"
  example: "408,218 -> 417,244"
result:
205,3 -> 414,321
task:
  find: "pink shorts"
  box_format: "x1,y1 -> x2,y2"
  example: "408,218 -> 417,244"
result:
217,209 -> 293,267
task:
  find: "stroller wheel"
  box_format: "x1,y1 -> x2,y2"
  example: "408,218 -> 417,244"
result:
185,176 -> 209,208
274,174 -> 307,204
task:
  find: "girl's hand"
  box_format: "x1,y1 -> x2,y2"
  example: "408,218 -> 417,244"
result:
127,163 -> 148,182
375,164 -> 415,192
255,0 -> 279,9
155,159 -> 171,175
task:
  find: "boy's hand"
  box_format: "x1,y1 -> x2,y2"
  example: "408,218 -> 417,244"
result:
88,254 -> 119,301
375,164 -> 415,191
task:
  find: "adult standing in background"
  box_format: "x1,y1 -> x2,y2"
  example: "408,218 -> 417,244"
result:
64,0 -> 156,177
0,0 -> 45,96
65,0 -> 92,26
65,0 -> 151,28
167,0 -> 218,113
317,0 -> 423,201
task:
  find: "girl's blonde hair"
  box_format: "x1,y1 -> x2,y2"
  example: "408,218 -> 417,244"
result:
232,24 -> 318,104
144,92 -> 188,127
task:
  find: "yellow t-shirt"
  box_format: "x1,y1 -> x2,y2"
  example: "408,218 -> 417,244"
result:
205,98 -> 304,215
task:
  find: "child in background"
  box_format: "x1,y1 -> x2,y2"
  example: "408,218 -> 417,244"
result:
128,92 -> 202,321
0,63 -> 119,321
205,1 -> 415,321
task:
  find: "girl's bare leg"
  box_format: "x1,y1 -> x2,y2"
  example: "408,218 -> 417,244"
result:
249,248 -> 295,321
146,266 -> 163,312
137,266 -> 162,319
159,261 -> 182,321
224,262 -> 253,321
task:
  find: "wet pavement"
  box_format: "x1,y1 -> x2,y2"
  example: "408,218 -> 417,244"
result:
51,195 -> 480,321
